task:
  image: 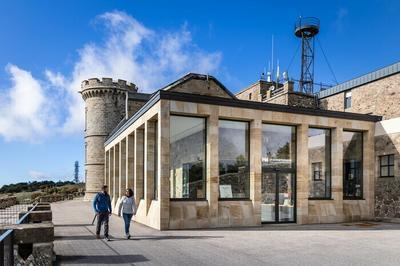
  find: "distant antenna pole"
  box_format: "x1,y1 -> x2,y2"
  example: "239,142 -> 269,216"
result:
74,161 -> 79,183
271,35 -> 274,81
294,17 -> 320,94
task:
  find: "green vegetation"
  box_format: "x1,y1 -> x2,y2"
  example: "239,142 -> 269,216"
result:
0,181 -> 85,202
0,181 -> 77,194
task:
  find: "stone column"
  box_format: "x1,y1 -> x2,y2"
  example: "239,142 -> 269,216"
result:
331,127 -> 344,219
249,117 -> 262,225
159,100 -> 170,230
296,123 -> 309,224
363,127 -> 375,219
126,134 -> 135,190
104,150 -> 108,186
144,120 -> 156,212
108,149 -> 111,194
134,128 -> 145,205
119,140 -> 127,198
207,106 -> 219,227
113,144 -> 120,204
104,150 -> 109,188
109,147 -> 114,199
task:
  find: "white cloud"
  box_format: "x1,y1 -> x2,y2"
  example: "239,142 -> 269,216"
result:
0,10 -> 222,141
29,170 -> 49,180
0,64 -> 56,142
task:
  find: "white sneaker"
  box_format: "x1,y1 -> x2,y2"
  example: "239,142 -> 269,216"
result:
126,234 -> 131,239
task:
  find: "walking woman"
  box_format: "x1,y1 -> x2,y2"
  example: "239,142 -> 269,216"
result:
118,188 -> 137,239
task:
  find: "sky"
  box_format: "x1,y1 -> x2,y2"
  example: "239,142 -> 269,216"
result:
0,0 -> 399,186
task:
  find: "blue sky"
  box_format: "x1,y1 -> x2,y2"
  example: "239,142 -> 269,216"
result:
0,0 -> 399,186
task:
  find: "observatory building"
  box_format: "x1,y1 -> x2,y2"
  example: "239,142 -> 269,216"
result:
82,18 -> 400,230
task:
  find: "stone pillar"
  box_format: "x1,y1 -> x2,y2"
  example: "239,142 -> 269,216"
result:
296,123 -> 309,224
134,128 -> 145,205
107,149 -> 111,194
249,117 -> 262,225
104,150 -> 110,187
113,144 -> 120,202
331,127 -> 344,219
207,106 -> 219,227
144,121 -> 156,212
159,100 -> 170,230
119,140 -> 127,198
363,127 -> 375,219
109,147 -> 114,199
126,134 -> 135,190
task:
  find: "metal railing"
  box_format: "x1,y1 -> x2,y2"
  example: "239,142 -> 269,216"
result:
0,203 -> 38,266
0,203 -> 32,225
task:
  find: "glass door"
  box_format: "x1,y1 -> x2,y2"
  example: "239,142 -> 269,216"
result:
261,123 -> 297,223
261,171 -> 295,223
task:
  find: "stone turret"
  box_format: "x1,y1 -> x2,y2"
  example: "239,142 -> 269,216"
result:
81,78 -> 138,200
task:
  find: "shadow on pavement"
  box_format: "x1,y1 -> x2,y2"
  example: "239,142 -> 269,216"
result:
191,222 -> 400,232
54,224 -> 94,227
56,254 -> 148,264
56,234 -> 223,241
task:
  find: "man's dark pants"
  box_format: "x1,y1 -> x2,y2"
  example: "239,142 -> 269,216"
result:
96,212 -> 109,237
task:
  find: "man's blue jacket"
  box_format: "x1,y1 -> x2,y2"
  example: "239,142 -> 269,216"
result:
93,192 -> 112,213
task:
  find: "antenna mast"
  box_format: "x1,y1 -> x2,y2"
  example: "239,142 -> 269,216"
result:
74,161 -> 79,183
294,17 -> 320,94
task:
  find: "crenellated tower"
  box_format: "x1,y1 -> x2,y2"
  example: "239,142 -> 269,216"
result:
80,78 -> 137,200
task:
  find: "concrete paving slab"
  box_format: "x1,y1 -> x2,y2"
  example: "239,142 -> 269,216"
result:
53,200 -> 400,266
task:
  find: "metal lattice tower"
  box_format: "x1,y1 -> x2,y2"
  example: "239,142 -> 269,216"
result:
294,17 -> 320,94
74,161 -> 79,183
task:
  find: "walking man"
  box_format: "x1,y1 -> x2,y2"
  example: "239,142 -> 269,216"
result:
93,185 -> 112,241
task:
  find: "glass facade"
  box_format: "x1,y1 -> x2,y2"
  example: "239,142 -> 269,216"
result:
170,116 -> 206,199
343,131 -> 363,199
218,120 -> 250,199
308,128 -> 331,199
262,124 -> 296,169
261,124 -> 296,222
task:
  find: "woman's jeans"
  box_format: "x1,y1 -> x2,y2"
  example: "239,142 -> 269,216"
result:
123,213 -> 133,235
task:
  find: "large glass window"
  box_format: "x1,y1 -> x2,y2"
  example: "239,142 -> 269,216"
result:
262,124 -> 296,170
170,116 -> 206,199
308,128 -> 331,199
343,131 -> 363,199
219,120 -> 249,199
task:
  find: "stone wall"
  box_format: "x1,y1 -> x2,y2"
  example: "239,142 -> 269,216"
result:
236,80 -> 273,101
374,130 -> 400,219
319,72 -> 400,119
167,78 -> 233,99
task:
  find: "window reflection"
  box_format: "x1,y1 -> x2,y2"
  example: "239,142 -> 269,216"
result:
219,120 -> 249,199
170,116 -> 206,199
308,128 -> 331,199
262,124 -> 296,169
343,131 -> 363,198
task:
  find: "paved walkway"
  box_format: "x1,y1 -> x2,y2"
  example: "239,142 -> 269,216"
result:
53,200 -> 400,266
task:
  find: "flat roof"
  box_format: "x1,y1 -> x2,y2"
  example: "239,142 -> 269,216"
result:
105,90 -> 381,146
318,61 -> 400,99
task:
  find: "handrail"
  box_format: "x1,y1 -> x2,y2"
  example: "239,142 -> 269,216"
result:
16,202 -> 38,224
0,229 -> 13,243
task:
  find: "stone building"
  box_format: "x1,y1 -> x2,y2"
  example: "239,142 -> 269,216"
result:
82,60 -> 400,229
82,72 -> 383,230
317,62 -> 400,221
